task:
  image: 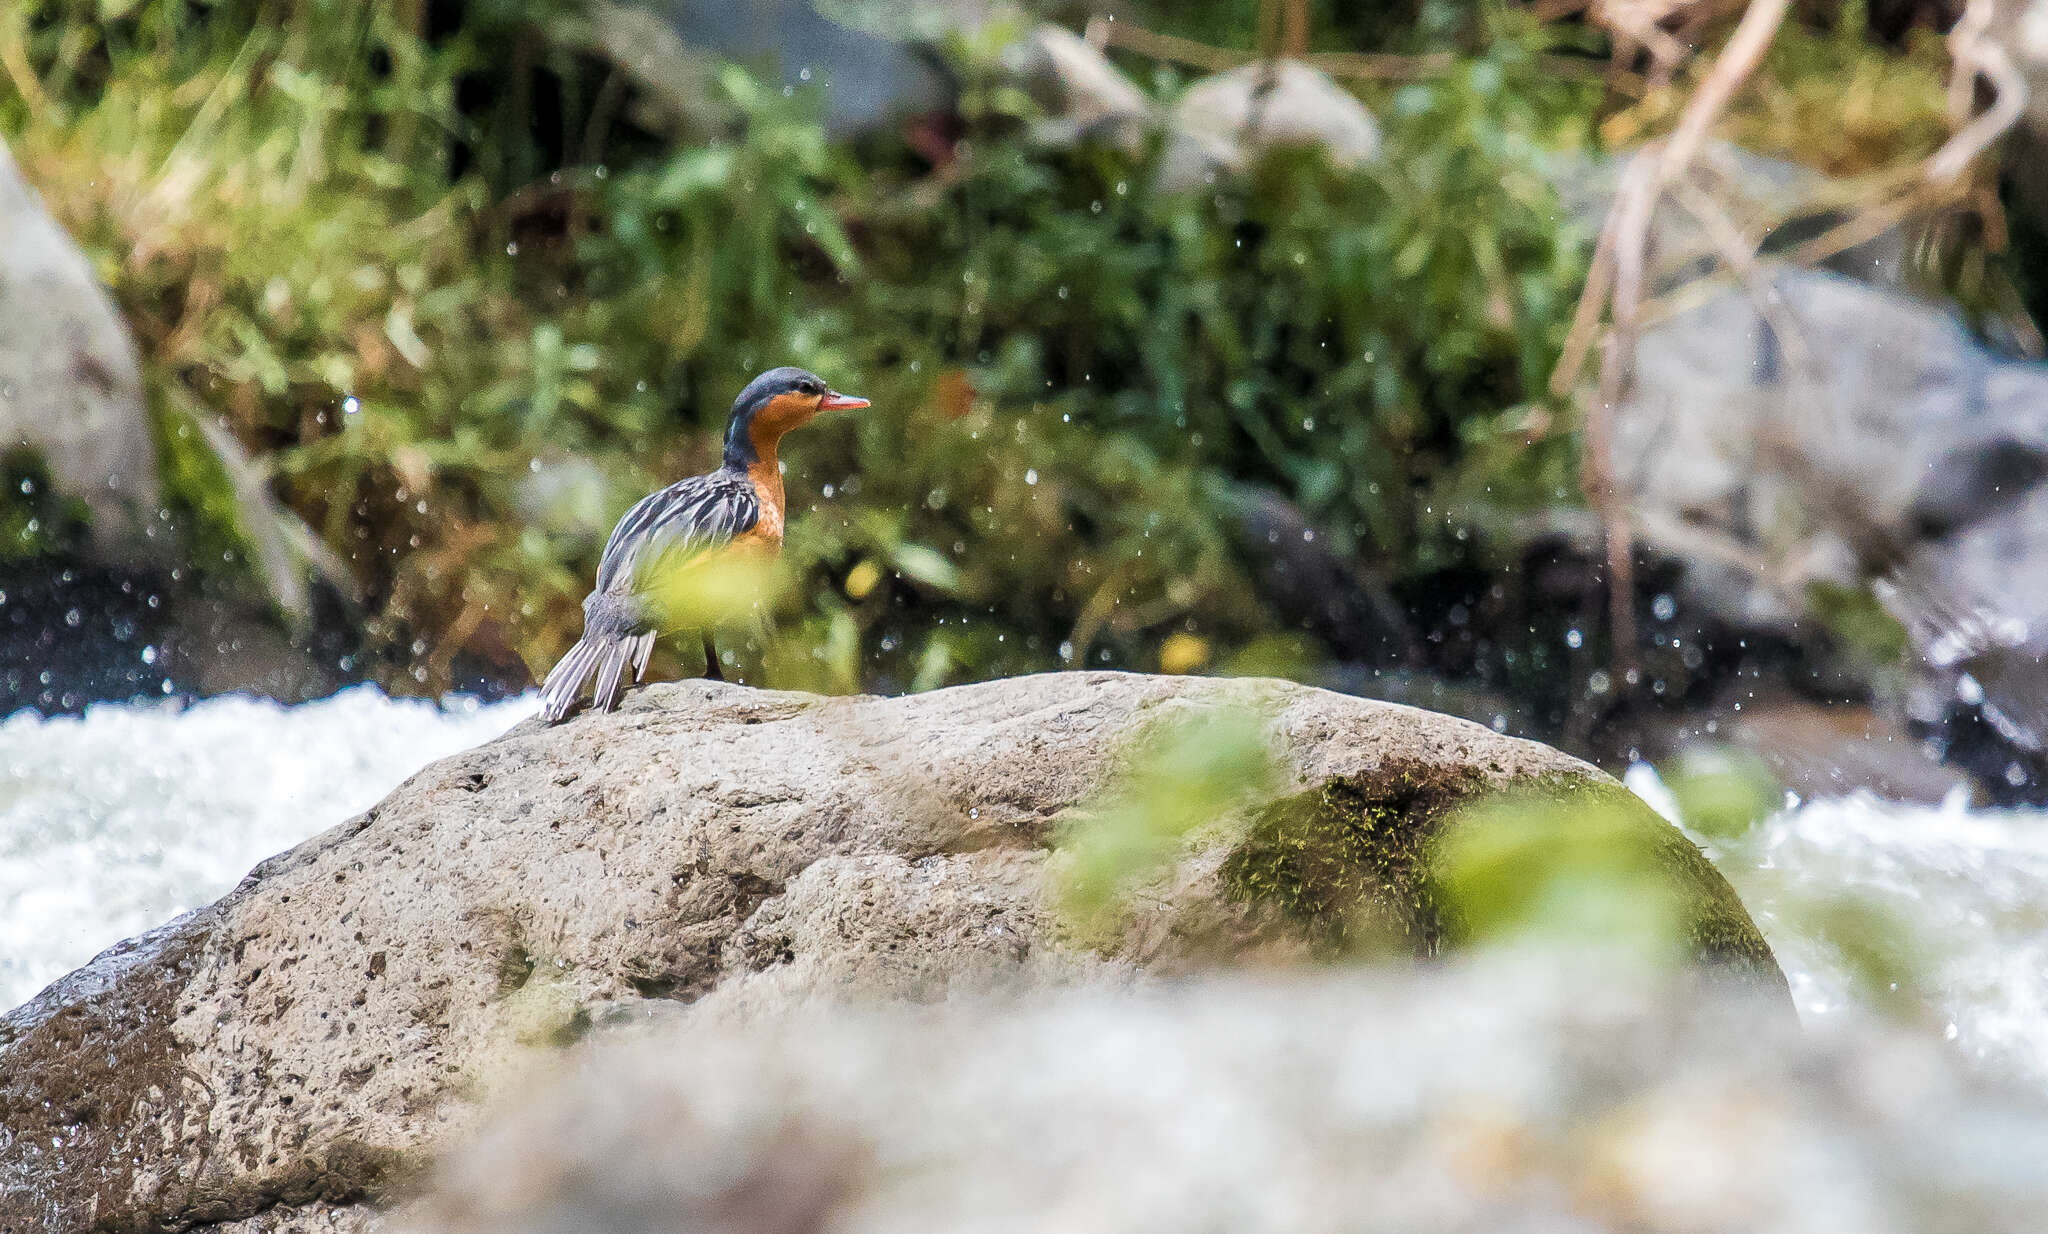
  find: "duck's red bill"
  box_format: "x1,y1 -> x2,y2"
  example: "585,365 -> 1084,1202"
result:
821,391 -> 869,410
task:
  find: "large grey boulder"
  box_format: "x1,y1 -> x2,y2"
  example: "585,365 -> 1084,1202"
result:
399,962 -> 2048,1234
1613,268 -> 2048,789
0,139 -> 161,560
0,673 -> 1781,1233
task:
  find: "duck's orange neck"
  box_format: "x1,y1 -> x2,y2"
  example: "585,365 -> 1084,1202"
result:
743,422 -> 788,545
723,390 -> 818,544
747,440 -> 785,502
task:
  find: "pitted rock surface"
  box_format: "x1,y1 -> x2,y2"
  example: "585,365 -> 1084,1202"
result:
0,672 -> 1782,1233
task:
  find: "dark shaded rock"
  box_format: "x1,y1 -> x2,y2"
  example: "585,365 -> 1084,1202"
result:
587,0 -> 973,139
1227,485 -> 1414,669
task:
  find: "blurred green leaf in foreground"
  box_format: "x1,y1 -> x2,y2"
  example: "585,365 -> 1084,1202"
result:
1054,706 -> 1278,945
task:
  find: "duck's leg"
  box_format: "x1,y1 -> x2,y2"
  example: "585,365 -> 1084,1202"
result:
702,633 -> 725,682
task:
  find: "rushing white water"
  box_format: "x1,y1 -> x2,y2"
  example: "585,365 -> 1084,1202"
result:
0,687 -> 533,1010
5,689 -> 2048,1105
1628,765 -> 2048,1089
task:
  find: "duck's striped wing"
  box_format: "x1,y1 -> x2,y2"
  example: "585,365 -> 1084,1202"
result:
595,472 -> 760,597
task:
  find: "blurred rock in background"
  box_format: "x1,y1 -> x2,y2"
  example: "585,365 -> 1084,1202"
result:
0,138 -> 359,714
1612,268 -> 2048,799
1158,58 -> 1382,191
0,139 -> 162,561
399,961 -> 2048,1234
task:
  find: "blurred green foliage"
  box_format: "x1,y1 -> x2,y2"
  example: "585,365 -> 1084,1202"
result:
1436,787 -> 1691,965
1659,746 -> 1785,841
1053,705 -> 1277,945
0,0 -> 1601,695
0,0 -> 1974,700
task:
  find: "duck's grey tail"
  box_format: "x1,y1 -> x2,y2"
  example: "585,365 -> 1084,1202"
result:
538,629 -> 656,723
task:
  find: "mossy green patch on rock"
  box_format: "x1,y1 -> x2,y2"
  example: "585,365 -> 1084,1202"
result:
1216,762 -> 1784,988
1220,760 -> 1482,958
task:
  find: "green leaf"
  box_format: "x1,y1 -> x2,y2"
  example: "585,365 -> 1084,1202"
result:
890,543 -> 962,594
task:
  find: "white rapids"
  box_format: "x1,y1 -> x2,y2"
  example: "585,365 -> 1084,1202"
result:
1629,765 -> 2048,1090
0,687 -> 533,1010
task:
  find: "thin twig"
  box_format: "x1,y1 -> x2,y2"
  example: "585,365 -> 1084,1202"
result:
1552,0 -> 1793,400
1590,151 -> 1665,680
1550,199 -> 1625,397
1946,0 -> 1996,122
1090,16 -> 1458,79
1090,19 -> 1243,72
1305,51 -> 1461,80
1553,0 -> 1792,688
0,23 -> 46,114
1282,0 -> 1311,59
1785,186 -> 1924,267
1259,0 -> 1282,60
1659,0 -> 1789,172
1927,36 -> 2027,185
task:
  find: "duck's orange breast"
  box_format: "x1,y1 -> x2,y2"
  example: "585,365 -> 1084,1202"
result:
737,459 -> 786,551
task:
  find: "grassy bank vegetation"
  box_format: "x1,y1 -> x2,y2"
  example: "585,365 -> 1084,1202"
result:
0,0 -> 1974,704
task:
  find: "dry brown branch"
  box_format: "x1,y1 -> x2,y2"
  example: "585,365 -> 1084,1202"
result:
0,22 -> 46,115
1946,0 -> 1997,121
1258,0 -> 1283,59
1590,150 -> 1666,680
1744,0 -> 2021,281
1788,186 -> 1925,265
1281,0 -> 1311,59
1552,0 -> 1793,687
1555,0 -> 1793,390
1087,16 -> 1459,80
1085,18 -> 1243,72
1304,51 -> 1462,80
1659,0 -> 1788,170
1926,0 -> 2028,185
1550,199 -> 1627,398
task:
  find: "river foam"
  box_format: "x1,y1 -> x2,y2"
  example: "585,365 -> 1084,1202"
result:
1630,765 -> 2048,1089
0,687 -> 532,1009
